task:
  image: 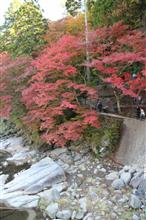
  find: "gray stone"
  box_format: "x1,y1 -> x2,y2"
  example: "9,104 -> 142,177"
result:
2,194 -> 39,208
129,194 -> 142,209
52,182 -> 68,192
95,217 -> 101,220
79,197 -> 87,212
112,179 -> 125,190
39,188 -> 60,203
0,137 -> 24,155
83,213 -> 93,220
120,171 -> 132,184
71,211 -> 77,219
76,210 -> 85,219
56,210 -> 72,219
3,157 -> 65,194
132,214 -> 141,220
0,174 -> 9,187
123,165 -> 131,172
46,203 -> 59,218
130,172 -> 144,189
105,172 -> 119,181
137,179 -> 146,202
7,150 -> 36,166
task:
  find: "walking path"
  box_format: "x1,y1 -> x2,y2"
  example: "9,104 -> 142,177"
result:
115,118 -> 146,167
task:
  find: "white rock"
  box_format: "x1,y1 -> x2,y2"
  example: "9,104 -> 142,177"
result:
79,197 -> 87,212
56,210 -> 72,219
38,188 -> 60,203
129,194 -> 142,209
76,210 -> 85,219
46,203 -> 59,218
4,194 -> 39,208
71,210 -> 77,219
52,182 -> 68,192
112,179 -> 125,190
0,137 -> 24,155
105,172 -> 119,181
7,150 -> 36,165
120,171 -> 132,184
4,157 -> 65,194
0,174 -> 8,187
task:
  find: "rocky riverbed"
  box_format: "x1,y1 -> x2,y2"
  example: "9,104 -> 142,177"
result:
0,121 -> 146,220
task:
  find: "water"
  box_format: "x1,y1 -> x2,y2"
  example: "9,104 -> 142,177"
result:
0,150 -> 46,220
0,206 -> 45,220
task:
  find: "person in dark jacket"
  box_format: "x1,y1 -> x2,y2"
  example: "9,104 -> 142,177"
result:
96,100 -> 103,112
136,105 -> 141,118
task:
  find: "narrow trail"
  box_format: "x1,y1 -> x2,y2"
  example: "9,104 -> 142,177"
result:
115,118 -> 146,167
99,112 -> 146,167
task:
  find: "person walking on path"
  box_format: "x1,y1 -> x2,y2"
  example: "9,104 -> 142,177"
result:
136,105 -> 141,119
140,108 -> 145,120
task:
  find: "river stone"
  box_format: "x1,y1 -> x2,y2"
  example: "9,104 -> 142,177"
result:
38,188 -> 60,203
52,182 -> 68,192
79,197 -> 87,212
0,150 -> 11,162
0,174 -> 9,187
76,210 -> 85,219
3,157 -> 66,193
46,203 -> 59,218
130,172 -> 144,189
83,213 -> 93,220
112,179 -> 125,190
4,194 -> 39,208
137,179 -> 146,203
129,194 -> 142,209
105,172 -> 119,181
120,171 -> 132,184
56,210 -> 72,219
7,150 -> 36,165
0,137 -> 24,155
132,214 -> 141,220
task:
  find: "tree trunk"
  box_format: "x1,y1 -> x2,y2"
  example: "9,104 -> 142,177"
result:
114,91 -> 121,114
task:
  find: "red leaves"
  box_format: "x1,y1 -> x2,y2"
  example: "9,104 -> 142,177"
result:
102,52 -> 145,65
0,95 -> 12,118
60,100 -> 77,109
88,22 -> 146,97
21,35 -> 99,147
82,110 -> 100,129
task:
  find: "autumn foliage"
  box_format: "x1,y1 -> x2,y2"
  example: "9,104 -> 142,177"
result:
21,35 -> 99,147
0,52 -> 33,117
88,22 -> 146,97
0,22 -> 146,147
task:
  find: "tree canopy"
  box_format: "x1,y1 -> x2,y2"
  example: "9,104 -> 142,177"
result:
0,0 -> 47,56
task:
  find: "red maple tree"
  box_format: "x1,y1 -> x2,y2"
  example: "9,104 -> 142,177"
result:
22,35 -> 99,147
88,22 -> 146,105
